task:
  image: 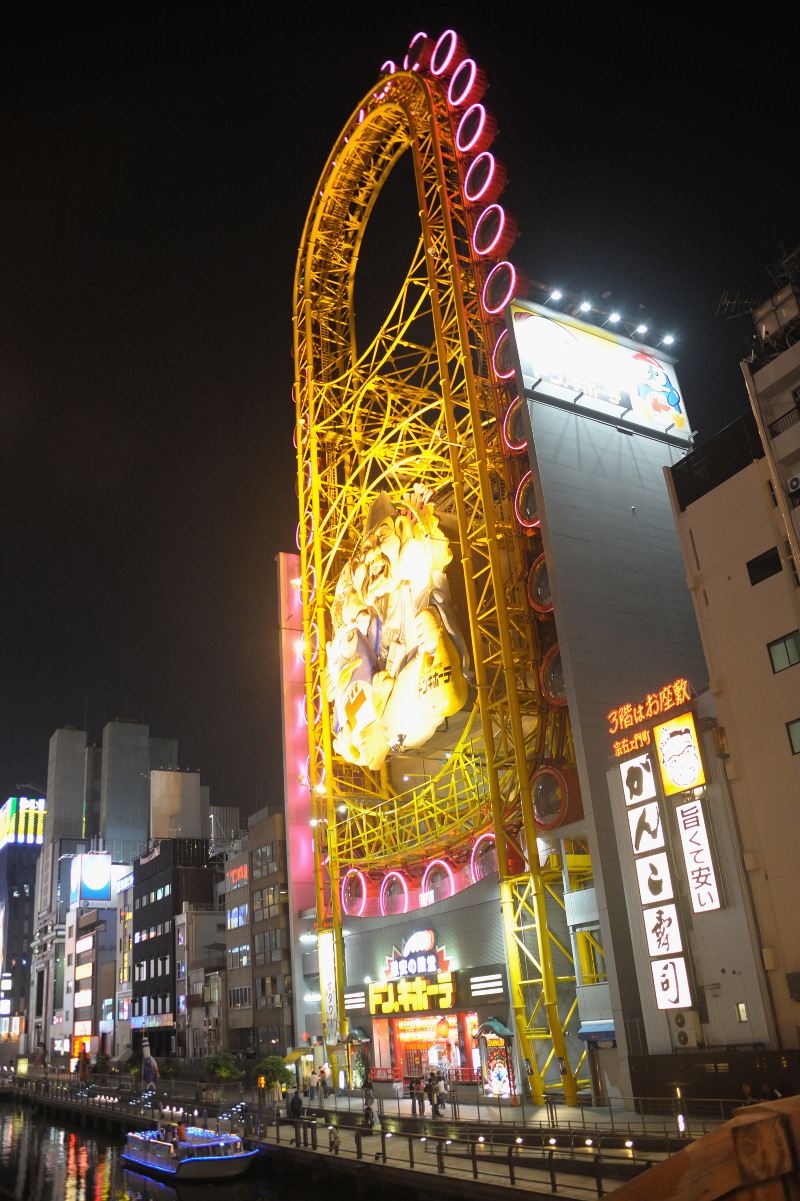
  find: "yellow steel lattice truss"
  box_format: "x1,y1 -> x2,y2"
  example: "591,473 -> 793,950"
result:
293,38 -> 591,1101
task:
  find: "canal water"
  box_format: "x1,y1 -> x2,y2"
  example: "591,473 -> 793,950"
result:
0,1103 -> 334,1201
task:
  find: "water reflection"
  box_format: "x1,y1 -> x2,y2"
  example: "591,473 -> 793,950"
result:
0,1106 -> 268,1201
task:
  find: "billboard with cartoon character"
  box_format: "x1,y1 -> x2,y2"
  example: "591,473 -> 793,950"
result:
326,486 -> 470,771
510,301 -> 691,442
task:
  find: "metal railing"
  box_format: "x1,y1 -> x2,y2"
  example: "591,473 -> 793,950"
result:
768,404 -> 800,438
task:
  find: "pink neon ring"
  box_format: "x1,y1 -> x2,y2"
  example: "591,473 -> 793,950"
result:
421,858 -> 455,900
470,833 -> 497,884
341,868 -> 368,917
456,103 -> 486,153
472,204 -> 506,257
448,58 -> 477,106
431,29 -> 458,76
380,60 -> 397,75
491,328 -> 515,380
482,261 -> 517,314
514,471 -> 540,529
403,31 -> 427,71
379,871 -> 409,916
464,152 -> 496,203
502,398 -> 528,453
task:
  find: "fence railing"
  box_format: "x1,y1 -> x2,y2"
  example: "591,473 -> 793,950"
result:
768,403 -> 800,438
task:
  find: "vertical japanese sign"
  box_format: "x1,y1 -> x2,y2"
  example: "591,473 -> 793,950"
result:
318,930 -> 340,1044
675,800 -> 721,913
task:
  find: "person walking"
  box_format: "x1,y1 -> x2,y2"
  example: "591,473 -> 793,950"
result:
424,1074 -> 435,1116
415,1079 -> 426,1117
434,1073 -> 446,1117
308,1069 -> 319,1101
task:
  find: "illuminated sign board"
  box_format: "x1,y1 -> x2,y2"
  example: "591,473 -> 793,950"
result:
0,797 -> 46,849
627,802 -> 664,855
608,679 -> 692,758
319,931 -> 340,1043
73,1020 -> 92,1037
654,712 -> 705,795
74,989 -> 92,1009
74,963 -> 93,981
510,301 -> 691,443
383,929 -> 450,981
651,957 -> 692,1010
369,971 -> 454,1016
642,904 -> 683,957
675,799 -> 721,912
69,853 -> 113,909
227,864 -> 248,889
635,852 -> 674,905
75,935 -> 94,955
619,754 -> 658,805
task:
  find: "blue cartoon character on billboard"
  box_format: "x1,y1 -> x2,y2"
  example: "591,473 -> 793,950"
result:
632,353 -> 687,432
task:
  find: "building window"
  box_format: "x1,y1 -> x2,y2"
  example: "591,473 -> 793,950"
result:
747,547 -> 782,586
768,630 -> 800,673
226,903 -> 249,930
229,986 -> 251,1010
736,1002 -> 748,1023
787,719 -> 800,755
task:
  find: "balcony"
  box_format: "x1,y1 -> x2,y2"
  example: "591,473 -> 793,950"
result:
768,403 -> 800,439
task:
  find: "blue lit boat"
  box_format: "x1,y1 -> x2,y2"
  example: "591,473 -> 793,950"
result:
121,1125 -> 259,1180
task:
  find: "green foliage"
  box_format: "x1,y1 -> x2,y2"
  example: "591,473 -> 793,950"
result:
95,1052 -> 111,1074
158,1057 -> 179,1078
204,1052 -> 244,1081
351,1048 -> 369,1090
254,1055 -> 293,1090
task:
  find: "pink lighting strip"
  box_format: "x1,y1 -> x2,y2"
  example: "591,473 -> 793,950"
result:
421,858 -> 455,900
482,262 -> 517,314
448,58 -> 479,107
379,871 -> 410,916
472,204 -> 506,257
456,103 -> 487,154
464,152 -> 496,203
502,397 -> 528,453
492,329 -> 515,381
514,471 -> 540,529
341,868 -> 368,917
403,31 -> 428,71
470,833 -> 496,884
430,29 -> 459,76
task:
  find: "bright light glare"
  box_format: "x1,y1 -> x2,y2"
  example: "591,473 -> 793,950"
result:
549,290 -> 562,301
635,324 -> 648,334
609,312 -> 621,324
579,301 -> 591,312
664,334 -> 675,345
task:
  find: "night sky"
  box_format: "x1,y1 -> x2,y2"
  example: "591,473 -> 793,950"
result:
1,8 -> 796,812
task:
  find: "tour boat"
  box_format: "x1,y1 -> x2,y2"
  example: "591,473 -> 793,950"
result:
121,1125 -> 259,1180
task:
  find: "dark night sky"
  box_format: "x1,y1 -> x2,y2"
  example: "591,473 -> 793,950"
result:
1,7 -> 796,811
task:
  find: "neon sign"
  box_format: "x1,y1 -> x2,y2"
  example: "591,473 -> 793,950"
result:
675,799 -> 720,911
608,678 -> 691,736
383,929 -> 450,980
369,972 -> 454,1016
655,712 -> 705,795
0,797 -> 46,849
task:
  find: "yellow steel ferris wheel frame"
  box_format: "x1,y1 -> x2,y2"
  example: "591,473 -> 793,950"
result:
293,41 -> 591,1102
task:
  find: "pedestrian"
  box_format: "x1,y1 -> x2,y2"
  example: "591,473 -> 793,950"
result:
308,1069 -> 318,1101
288,1089 -> 303,1119
328,1125 -> 341,1152
424,1074 -> 435,1116
760,1081 -> 782,1101
364,1102 -> 374,1129
435,1074 -> 446,1116
741,1082 -> 755,1105
319,1067 -> 327,1098
415,1079 -> 426,1117
364,1080 -> 375,1109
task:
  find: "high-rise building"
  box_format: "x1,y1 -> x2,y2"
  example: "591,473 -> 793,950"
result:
665,284 -> 800,1049
0,796 -> 45,1060
100,720 -> 178,863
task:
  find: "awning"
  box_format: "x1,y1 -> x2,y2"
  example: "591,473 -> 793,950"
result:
477,1017 -> 513,1039
577,1021 -> 616,1043
345,1028 -> 370,1043
283,1049 -> 307,1063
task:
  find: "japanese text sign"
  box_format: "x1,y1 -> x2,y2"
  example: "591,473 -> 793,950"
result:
654,712 -> 705,795
369,970 -> 455,1016
676,799 -> 721,912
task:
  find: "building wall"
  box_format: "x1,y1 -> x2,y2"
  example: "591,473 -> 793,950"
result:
101,721 -> 152,862
150,771 -> 205,839
667,440 -> 800,1045
524,397 -> 709,1071
45,728 -> 87,846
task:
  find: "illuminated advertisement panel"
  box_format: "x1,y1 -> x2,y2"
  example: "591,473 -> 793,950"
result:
326,490 -> 469,771
510,301 -> 691,442
651,957 -> 692,1010
0,797 -> 46,849
675,799 -> 721,912
654,712 -> 705,795
69,853 -> 113,909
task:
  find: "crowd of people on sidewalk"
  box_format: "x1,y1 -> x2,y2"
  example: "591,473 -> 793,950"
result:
410,1071 -> 448,1118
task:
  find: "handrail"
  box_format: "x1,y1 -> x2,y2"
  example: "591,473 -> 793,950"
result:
768,403 -> 800,438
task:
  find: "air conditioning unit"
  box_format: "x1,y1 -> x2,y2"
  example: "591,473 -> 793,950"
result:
667,1009 -> 703,1050
788,476 -> 800,494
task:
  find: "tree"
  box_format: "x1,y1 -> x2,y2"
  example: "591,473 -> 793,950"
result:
254,1054 -> 293,1090
203,1052 -> 243,1081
